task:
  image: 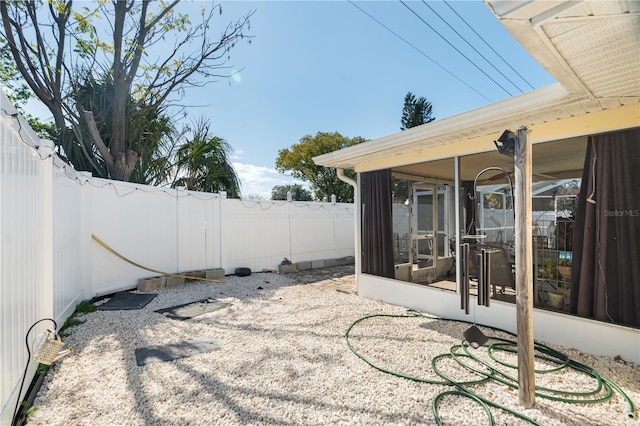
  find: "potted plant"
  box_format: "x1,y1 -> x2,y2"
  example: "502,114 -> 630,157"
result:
547,291 -> 564,309
540,258 -> 560,280
557,258 -> 572,281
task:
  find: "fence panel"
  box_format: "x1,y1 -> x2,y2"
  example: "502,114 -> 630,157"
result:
0,99 -> 52,425
176,191 -> 221,273
88,187 -> 355,293
219,199 -> 354,272
89,181 -> 180,296
289,202 -> 355,261
333,207 -> 356,252
52,164 -> 87,317
222,199 -> 293,271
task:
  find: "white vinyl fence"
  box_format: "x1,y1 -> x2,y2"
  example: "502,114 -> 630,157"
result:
0,89 -> 354,425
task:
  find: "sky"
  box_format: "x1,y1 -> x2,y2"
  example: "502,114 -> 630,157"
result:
25,0 -> 558,198
184,0 -> 557,198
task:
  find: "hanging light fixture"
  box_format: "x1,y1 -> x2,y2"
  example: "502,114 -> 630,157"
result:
494,130 -> 516,156
12,318 -> 73,426
32,329 -> 74,365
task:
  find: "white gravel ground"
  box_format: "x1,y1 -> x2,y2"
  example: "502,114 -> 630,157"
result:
26,270 -> 639,425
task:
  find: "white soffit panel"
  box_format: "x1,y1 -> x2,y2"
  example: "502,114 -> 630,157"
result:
541,14 -> 640,98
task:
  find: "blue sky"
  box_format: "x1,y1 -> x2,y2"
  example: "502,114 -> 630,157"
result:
185,0 -> 556,198
24,0 -> 557,198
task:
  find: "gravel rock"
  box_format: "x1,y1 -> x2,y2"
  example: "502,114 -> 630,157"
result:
27,268 -> 639,425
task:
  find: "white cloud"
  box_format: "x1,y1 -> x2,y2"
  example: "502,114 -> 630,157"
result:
233,162 -> 309,199
232,149 -> 244,160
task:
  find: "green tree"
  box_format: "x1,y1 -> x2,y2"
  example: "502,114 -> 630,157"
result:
172,118 -> 241,197
395,92 -> 436,202
271,184 -> 313,201
1,1 -> 253,182
128,118 -> 180,187
243,193 -> 267,201
400,91 -> 435,130
275,132 -> 366,202
1,41 -> 29,106
0,40 -> 56,140
391,178 -> 410,204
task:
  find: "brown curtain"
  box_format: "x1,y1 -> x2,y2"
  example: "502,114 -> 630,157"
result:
570,128 -> 640,327
361,169 -> 395,278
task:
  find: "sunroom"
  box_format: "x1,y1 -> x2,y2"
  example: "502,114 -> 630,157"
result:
313,0 -> 640,363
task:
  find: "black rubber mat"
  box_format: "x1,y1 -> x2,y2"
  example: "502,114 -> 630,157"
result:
134,337 -> 221,366
155,298 -> 230,320
463,325 -> 488,349
97,291 -> 157,310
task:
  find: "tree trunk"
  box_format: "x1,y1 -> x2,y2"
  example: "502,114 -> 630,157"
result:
108,0 -> 134,181
112,150 -> 140,182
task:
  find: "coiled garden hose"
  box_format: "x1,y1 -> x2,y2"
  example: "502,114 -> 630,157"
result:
345,311 -> 636,425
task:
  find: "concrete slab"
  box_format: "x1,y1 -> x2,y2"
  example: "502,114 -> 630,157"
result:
324,258 -> 340,267
278,264 -> 296,274
165,275 -> 185,288
137,276 -> 166,292
296,261 -> 312,271
205,268 -> 225,280
183,270 -> 206,281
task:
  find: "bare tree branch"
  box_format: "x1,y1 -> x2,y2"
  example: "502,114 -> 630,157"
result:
1,0 -> 253,182
82,109 -> 114,170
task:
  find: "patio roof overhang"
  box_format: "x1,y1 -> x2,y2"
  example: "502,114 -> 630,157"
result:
313,0 -> 640,182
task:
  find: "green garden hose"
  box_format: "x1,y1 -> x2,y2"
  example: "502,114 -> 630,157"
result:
345,311 -> 636,425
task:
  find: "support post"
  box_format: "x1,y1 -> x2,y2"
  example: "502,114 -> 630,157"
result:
477,249 -> 491,307
336,168 -> 359,292
454,156 -> 462,292
514,126 -> 535,407
460,243 -> 470,314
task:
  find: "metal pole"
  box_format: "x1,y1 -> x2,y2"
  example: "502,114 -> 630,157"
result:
336,168 -> 359,292
454,156 -> 462,292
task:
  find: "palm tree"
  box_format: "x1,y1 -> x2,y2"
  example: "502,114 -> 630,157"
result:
55,74 -> 175,182
172,118 -> 241,197
130,119 -> 184,187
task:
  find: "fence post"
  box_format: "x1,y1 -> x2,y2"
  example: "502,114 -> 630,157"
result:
218,192 -> 224,269
39,140 -> 55,319
79,171 -> 93,299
